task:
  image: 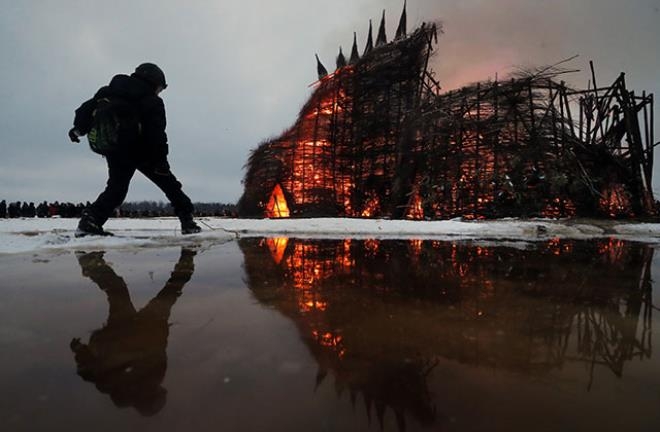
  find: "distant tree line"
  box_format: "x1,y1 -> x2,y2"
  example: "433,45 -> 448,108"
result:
0,199 -> 236,219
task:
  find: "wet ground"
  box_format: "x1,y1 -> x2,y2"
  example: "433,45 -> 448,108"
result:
1,238 -> 659,431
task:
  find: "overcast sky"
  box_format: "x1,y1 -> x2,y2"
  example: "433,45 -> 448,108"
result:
1,0 -> 658,204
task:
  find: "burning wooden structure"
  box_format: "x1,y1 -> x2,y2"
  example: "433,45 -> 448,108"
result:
238,5 -> 656,219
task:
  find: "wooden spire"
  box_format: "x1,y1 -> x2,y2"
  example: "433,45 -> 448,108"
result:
336,47 -> 347,69
376,10 -> 387,47
315,54 -> 328,79
395,1 -> 407,40
349,32 -> 360,64
363,20 -> 374,55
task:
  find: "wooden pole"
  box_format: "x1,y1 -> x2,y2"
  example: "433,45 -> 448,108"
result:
590,61 -> 606,142
561,81 -> 576,138
475,82 -> 481,212
493,79 -> 500,202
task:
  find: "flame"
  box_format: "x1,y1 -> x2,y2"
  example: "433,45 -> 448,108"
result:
406,191 -> 424,220
542,198 -> 576,219
599,185 -> 632,218
249,53 -> 647,221
361,194 -> 380,217
265,184 -> 290,218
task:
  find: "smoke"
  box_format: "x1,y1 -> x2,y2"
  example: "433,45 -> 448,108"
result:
322,0 -> 660,194
333,0 -> 658,91
429,1 -> 656,89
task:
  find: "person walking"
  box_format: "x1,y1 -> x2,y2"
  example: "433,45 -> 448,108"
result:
68,63 -> 201,237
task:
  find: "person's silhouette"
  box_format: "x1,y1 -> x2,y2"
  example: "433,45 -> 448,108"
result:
70,248 -> 196,416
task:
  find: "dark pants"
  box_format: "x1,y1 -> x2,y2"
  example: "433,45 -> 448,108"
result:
88,156 -> 194,225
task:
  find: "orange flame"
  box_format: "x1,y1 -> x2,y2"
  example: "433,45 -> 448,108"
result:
599,185 -> 632,218
361,194 -> 380,217
406,191 -> 424,220
265,184 -> 290,218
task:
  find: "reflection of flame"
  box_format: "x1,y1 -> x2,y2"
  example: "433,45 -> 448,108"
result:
246,237 -> 653,386
300,299 -> 328,312
287,243 -> 338,290
597,238 -> 626,263
409,239 -> 423,257
312,330 -> 346,358
266,237 -> 289,264
364,239 -> 380,256
265,184 -> 290,218
342,239 -> 354,269
475,246 -> 490,257
546,238 -> 573,256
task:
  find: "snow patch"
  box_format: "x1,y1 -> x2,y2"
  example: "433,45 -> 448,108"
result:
1,217 -> 660,255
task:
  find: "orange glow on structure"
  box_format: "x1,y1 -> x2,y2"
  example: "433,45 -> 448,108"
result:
265,184 -> 290,218
599,185 -> 632,218
406,191 -> 424,220
266,237 -> 289,264
241,25 -> 654,220
361,194 -> 380,217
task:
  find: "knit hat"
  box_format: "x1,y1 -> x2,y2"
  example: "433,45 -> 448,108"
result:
133,63 -> 167,89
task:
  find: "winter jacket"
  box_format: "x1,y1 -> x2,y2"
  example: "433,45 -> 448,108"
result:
74,74 -> 168,162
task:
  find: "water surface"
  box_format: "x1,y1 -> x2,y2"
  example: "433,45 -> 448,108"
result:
1,238 -> 659,431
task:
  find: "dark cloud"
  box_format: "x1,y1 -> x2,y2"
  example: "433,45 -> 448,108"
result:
1,0 -> 658,203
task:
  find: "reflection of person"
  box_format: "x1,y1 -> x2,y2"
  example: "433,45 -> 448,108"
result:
70,248 -> 196,416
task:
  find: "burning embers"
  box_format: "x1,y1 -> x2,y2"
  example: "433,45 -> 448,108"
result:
239,7 -> 655,220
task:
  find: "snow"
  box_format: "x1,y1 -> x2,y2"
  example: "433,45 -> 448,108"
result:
1,217 -> 660,255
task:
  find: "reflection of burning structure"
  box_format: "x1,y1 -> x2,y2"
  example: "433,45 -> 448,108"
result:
239,5 -> 656,219
240,237 -> 653,430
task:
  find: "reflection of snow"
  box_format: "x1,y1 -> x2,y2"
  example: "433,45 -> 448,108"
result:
1,217 -> 660,254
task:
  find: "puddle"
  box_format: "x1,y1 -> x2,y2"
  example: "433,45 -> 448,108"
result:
1,238 -> 659,431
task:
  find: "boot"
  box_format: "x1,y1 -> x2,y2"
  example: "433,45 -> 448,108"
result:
75,210 -> 114,237
180,214 -> 201,235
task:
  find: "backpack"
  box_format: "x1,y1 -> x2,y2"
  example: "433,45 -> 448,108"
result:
87,97 -> 142,155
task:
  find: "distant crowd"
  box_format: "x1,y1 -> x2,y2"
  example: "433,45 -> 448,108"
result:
0,200 -> 237,219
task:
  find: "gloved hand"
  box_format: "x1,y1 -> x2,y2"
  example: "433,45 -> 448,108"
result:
68,128 -> 81,143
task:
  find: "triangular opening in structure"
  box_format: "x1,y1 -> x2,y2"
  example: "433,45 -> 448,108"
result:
265,184 -> 290,218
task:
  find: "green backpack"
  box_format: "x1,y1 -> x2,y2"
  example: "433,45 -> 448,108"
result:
87,97 -> 142,155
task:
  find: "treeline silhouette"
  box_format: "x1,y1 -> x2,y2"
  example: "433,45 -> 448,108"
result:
0,200 -> 236,219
